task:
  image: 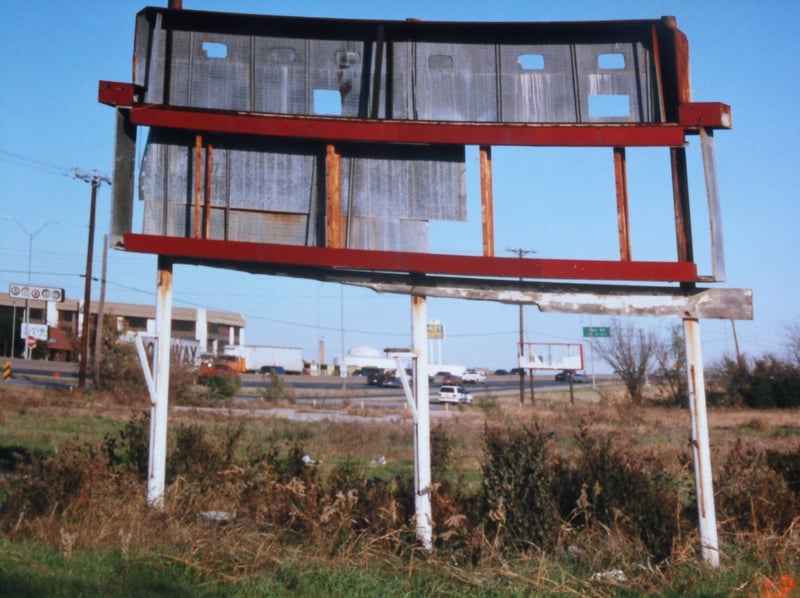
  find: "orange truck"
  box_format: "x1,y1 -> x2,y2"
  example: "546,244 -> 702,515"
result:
199,354 -> 246,375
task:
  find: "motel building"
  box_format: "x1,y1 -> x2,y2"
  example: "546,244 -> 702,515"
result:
0,292 -> 245,361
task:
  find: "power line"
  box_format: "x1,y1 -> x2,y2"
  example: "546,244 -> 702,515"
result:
0,149 -> 73,178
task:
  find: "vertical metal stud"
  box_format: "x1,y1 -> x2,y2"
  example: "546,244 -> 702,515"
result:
614,147 -> 631,261
480,146 -> 495,257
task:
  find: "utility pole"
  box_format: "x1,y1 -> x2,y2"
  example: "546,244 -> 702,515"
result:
506,247 -> 536,404
74,169 -> 111,390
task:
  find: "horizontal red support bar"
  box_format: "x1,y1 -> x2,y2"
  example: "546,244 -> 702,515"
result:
679,102 -> 732,130
98,81 -> 138,107
99,81 -> 688,147
124,234 -> 698,282
128,105 -> 686,148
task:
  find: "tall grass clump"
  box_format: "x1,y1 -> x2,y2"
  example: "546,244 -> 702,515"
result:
554,425 -> 681,562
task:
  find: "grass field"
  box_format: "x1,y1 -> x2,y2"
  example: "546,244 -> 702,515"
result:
1,383 -> 799,596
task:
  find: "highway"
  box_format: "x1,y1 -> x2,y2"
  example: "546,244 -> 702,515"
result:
2,358 -> 589,408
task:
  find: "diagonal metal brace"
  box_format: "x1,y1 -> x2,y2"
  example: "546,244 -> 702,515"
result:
134,333 -> 157,407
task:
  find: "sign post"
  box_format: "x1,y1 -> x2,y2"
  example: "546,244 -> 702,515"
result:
9,284 -> 65,360
583,325 -> 611,387
583,326 -> 611,338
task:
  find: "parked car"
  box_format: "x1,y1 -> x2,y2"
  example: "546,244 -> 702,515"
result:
381,376 -> 403,388
493,369 -> 510,376
462,368 -> 486,384
364,368 -> 385,386
438,385 -> 473,404
554,370 -> 590,383
510,367 -> 526,376
432,371 -> 462,385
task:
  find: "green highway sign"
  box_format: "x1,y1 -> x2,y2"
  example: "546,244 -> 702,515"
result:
583,326 -> 611,338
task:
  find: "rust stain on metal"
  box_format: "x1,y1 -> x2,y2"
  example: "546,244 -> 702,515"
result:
614,147 -> 631,261
688,363 -> 707,518
480,146 -> 494,257
203,143 -> 212,239
325,144 -> 342,248
193,134 -> 202,239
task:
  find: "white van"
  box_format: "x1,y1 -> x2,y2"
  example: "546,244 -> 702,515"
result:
438,385 -> 473,404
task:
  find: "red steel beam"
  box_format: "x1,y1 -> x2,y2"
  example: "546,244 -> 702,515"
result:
126,104 -> 686,147
99,81 -> 728,146
123,233 -> 698,282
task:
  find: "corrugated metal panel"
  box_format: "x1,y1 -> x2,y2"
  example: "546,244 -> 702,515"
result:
348,218 -> 429,252
340,144 -> 465,220
139,130 -> 464,249
498,44 -> 576,122
135,10 -> 663,124
393,42 -> 498,122
575,42 -> 654,122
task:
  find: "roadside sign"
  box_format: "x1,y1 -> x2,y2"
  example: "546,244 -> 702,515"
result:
427,321 -> 444,340
8,283 -> 65,302
583,326 -> 611,338
2,361 -> 10,380
27,336 -> 37,349
21,323 -> 48,341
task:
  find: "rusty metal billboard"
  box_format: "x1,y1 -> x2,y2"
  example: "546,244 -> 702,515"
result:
100,8 -> 742,310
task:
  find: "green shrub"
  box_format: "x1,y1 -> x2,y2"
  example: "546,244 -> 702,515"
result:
202,372 -> 241,399
707,355 -> 800,409
102,411 -> 149,480
480,423 -> 559,552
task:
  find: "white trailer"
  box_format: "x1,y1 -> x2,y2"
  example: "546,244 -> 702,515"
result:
223,345 -> 304,374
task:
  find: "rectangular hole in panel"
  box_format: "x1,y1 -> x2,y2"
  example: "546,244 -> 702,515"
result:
518,54 -> 545,70
597,53 -> 625,69
313,89 -> 342,115
588,94 -> 630,117
428,54 -> 454,70
202,42 -> 227,59
270,47 -> 296,64
335,51 -> 360,67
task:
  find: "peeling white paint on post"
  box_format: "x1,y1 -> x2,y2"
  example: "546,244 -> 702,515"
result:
683,317 -> 720,566
147,258 -> 173,508
412,295 -> 433,550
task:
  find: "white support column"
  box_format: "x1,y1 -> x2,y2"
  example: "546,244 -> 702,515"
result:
195,307 -> 207,351
148,258 -> 173,509
683,317 -> 720,566
412,295 -> 433,550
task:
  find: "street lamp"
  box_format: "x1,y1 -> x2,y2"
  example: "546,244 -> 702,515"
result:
7,217 -> 58,359
73,168 -> 111,389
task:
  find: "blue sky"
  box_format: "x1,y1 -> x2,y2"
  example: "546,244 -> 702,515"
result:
1,1 -> 798,371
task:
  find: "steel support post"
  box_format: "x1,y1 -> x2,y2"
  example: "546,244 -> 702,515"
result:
148,257 -> 173,508
683,317 -> 720,566
412,295 -> 433,550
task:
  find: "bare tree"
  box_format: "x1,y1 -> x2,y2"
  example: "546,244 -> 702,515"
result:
592,320 -> 659,405
785,323 -> 800,367
652,324 -> 687,405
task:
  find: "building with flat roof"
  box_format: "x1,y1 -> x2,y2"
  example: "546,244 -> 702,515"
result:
0,292 -> 245,359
